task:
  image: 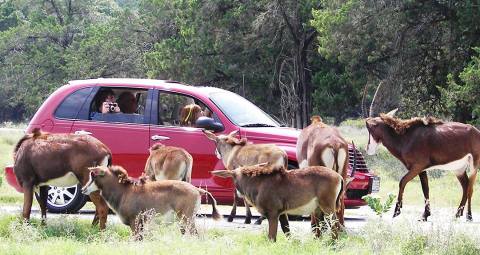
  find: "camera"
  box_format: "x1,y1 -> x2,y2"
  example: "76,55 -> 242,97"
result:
107,103 -> 118,113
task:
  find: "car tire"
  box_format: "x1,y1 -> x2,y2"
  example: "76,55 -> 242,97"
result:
35,184 -> 87,214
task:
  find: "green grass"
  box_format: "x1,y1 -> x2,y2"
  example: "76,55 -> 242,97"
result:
0,127 -> 24,204
0,214 -> 479,255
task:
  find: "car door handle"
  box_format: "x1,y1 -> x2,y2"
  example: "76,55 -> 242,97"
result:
151,135 -> 170,141
74,130 -> 92,135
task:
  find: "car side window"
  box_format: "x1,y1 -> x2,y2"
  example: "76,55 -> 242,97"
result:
54,87 -> 93,119
89,87 -> 148,124
157,92 -> 214,127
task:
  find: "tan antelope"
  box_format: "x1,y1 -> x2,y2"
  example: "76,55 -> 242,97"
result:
13,128 -> 111,229
144,143 -> 193,183
82,165 -> 221,239
296,115 -> 350,226
203,130 -> 287,224
366,109 -> 479,221
212,164 -> 344,241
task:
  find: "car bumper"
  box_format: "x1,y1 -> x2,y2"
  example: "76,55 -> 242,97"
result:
4,165 -> 23,193
345,175 -> 380,207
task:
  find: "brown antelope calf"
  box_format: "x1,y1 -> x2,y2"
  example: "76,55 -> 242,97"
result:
203,130 -> 287,224
296,115 -> 350,226
144,143 -> 193,183
82,165 -> 221,239
366,109 -> 480,221
212,164 -> 344,241
13,128 -> 111,229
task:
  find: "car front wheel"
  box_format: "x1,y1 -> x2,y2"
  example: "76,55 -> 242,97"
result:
35,184 -> 87,213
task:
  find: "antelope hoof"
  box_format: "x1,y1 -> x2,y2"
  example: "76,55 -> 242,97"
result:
467,213 -> 473,222
393,203 -> 401,218
455,207 -> 464,218
254,218 -> 263,225
244,217 -> 251,224
227,216 -> 234,222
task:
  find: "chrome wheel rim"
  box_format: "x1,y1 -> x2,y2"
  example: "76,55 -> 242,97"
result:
47,185 -> 78,208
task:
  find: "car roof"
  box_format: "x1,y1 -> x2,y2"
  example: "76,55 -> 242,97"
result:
68,78 -> 229,97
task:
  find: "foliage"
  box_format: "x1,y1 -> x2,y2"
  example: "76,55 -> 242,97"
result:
441,47 -> 480,125
362,193 -> 396,217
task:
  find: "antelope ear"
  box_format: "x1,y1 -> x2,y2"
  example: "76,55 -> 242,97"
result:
202,130 -> 218,141
385,108 -> 398,117
211,170 -> 234,178
228,130 -> 239,137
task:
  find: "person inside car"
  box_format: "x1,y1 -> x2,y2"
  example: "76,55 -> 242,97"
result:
117,91 -> 138,114
96,88 -> 120,113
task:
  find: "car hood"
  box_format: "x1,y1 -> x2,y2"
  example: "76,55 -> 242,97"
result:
241,127 -> 300,144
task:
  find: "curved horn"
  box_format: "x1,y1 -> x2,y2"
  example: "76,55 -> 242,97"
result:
350,141 -> 357,178
385,108 -> 398,117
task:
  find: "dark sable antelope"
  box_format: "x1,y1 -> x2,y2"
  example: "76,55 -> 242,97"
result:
144,143 -> 193,183
212,164 -> 344,241
296,115 -> 353,226
13,128 -> 111,228
366,109 -> 479,221
82,165 -> 221,239
203,130 -> 287,224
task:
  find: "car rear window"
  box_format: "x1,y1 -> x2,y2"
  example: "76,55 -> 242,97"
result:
54,87 -> 93,119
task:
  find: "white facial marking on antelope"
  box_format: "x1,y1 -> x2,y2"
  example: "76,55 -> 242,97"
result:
81,173 -> 99,195
366,133 -> 379,155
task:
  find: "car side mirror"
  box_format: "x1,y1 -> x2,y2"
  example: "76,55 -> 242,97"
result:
196,116 -> 224,132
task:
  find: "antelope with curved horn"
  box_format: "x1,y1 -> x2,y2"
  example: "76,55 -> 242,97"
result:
366,109 -> 479,221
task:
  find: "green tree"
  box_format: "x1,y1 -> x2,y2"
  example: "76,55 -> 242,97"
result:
441,47 -> 480,125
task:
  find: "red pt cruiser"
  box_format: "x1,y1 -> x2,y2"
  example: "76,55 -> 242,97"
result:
4,78 -> 379,213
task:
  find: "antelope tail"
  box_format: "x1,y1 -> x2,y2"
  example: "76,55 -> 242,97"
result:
197,188 -> 221,220
336,178 -> 344,213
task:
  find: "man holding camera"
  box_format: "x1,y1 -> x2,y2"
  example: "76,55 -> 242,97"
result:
98,89 -> 120,114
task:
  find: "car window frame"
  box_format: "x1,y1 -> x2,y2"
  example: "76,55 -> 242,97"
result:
53,87 -> 95,121
80,86 -> 153,125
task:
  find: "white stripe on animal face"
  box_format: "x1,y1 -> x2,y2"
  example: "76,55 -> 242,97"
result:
366,134 -> 379,155
81,173 -> 98,195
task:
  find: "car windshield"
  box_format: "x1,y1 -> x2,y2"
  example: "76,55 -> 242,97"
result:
209,91 -> 279,127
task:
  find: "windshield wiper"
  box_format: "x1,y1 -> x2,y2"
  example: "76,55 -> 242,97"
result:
240,123 -> 276,127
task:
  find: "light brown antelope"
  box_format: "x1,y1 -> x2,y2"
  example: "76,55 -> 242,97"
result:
366,109 -> 479,221
13,128 -> 111,229
82,165 -> 221,239
144,143 -> 192,183
296,115 -> 351,226
203,130 -> 287,224
212,164 -> 344,241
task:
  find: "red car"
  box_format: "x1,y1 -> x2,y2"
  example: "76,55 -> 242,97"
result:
4,78 -> 379,213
